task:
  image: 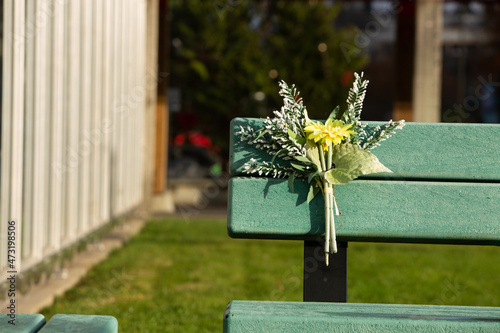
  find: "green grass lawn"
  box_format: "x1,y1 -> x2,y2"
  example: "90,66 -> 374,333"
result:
41,217 -> 500,332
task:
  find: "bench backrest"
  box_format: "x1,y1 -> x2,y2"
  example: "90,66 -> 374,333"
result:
228,118 -> 500,245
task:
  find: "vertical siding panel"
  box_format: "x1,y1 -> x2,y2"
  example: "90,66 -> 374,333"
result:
96,0 -> 104,226
79,0 -> 92,234
0,0 -> 13,272
125,0 -> 132,212
0,1 -> 12,272
114,0 -> 124,215
23,0 -> 36,261
60,1 -> 69,242
43,0 -> 52,254
134,0 -> 140,207
125,0 -> 133,211
88,0 -> 96,229
119,0 -> 127,214
132,0 -> 140,207
122,0 -> 134,211
42,0 -> 52,254
32,0 -> 51,263
0,0 -> 25,271
110,0 -> 119,217
90,0 -> 102,229
48,0 -> 65,252
137,0 -> 147,206
133,0 -> 141,208
135,0 -> 144,207
65,0 -> 81,244
130,0 -> 138,207
132,0 -> 138,208
100,0 -> 112,223
10,2 -> 26,227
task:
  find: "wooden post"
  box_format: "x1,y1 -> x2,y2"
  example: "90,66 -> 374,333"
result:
154,97 -> 168,193
154,0 -> 170,194
393,1 -> 415,122
413,0 -> 443,122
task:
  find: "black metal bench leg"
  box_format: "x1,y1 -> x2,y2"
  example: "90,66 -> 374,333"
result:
303,240 -> 347,302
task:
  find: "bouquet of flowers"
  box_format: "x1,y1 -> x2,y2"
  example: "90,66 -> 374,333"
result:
237,73 -> 405,266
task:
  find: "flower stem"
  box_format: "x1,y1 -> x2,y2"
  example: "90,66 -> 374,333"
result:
331,190 -> 339,254
327,146 -> 333,170
324,181 -> 331,266
330,189 -> 338,254
318,144 -> 326,172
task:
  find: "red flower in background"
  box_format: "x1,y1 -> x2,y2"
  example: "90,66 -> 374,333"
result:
341,70 -> 354,87
174,131 -> 213,149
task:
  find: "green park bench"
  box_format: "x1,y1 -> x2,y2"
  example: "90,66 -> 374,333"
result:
224,117 -> 500,332
0,314 -> 117,332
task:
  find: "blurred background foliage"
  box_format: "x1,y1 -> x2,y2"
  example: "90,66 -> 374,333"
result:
169,0 -> 367,160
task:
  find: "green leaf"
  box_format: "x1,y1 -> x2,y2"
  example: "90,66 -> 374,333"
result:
306,184 -> 316,203
252,128 -> 267,142
271,149 -> 287,164
290,162 -> 306,171
328,105 -> 340,121
287,128 -> 306,146
307,170 -> 319,183
288,171 -> 296,193
295,155 -> 312,164
306,183 -> 321,203
304,140 -> 323,171
324,143 -> 392,185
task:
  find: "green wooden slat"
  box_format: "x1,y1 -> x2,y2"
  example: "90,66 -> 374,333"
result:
38,315 -> 118,333
223,301 -> 500,332
230,118 -> 500,181
228,177 -> 500,244
0,314 -> 45,333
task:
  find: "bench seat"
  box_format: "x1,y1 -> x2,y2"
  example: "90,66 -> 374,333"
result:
224,301 -> 500,332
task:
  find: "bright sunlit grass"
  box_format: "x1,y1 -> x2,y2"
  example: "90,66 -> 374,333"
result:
41,217 -> 500,332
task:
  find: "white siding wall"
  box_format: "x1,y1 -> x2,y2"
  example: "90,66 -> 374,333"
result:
1,0 -> 149,274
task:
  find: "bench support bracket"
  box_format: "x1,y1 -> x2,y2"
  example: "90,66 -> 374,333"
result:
303,241 -> 347,302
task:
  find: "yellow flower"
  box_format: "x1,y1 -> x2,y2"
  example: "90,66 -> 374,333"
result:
304,119 -> 356,149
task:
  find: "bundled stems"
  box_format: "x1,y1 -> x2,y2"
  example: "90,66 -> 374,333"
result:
323,145 -> 338,266
324,184 -> 331,266
324,183 -> 339,266
330,186 -> 338,254
324,182 -> 337,266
